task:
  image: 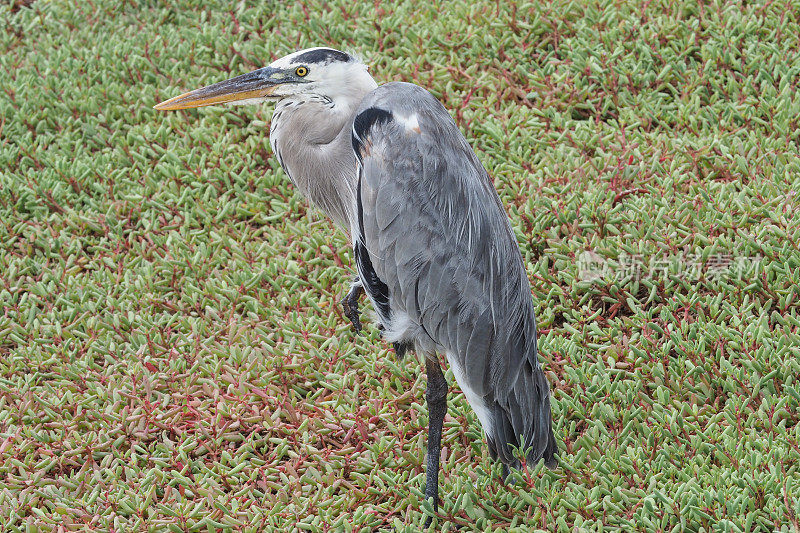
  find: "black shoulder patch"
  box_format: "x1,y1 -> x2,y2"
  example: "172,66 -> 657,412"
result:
351,107 -> 392,160
353,107 -> 392,140
294,48 -> 352,65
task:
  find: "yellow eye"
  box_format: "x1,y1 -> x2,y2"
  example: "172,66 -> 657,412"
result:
295,66 -> 308,77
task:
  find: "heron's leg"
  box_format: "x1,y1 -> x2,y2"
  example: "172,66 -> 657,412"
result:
342,277 -> 364,334
424,356 -> 447,527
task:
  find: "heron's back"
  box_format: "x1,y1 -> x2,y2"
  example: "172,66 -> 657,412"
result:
352,82 -> 556,467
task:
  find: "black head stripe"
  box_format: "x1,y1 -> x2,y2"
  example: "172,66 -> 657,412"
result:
294,48 -> 352,65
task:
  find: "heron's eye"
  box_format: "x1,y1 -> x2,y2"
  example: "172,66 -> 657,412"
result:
295,66 -> 308,77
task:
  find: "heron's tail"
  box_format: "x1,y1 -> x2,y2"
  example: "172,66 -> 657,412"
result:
486,365 -> 556,470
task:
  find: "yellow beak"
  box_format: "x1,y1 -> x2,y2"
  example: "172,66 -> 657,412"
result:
154,67 -> 286,111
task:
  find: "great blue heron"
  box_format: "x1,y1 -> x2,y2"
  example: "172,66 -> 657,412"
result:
155,47 -> 556,521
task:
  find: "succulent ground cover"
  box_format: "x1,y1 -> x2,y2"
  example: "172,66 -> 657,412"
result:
2,0 -> 800,530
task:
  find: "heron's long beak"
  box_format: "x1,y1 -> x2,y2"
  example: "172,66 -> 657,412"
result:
154,67 -> 286,111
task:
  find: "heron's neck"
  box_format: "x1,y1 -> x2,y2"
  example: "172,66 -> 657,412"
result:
270,85 -> 375,231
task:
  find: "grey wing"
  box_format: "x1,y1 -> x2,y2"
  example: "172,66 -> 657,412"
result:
351,82 -> 555,466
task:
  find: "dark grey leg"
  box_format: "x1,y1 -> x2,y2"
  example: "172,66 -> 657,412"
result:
424,356 -> 447,528
341,278 -> 364,334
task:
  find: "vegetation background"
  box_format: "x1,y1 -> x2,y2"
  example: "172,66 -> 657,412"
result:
2,0 -> 799,530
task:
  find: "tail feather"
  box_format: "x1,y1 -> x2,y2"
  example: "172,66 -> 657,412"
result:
486,366 -> 556,469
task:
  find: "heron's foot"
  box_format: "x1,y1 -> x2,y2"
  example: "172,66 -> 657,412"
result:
342,284 -> 364,334
423,495 -> 439,529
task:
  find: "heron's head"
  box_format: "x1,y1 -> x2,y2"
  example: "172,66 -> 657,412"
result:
154,47 -> 376,111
